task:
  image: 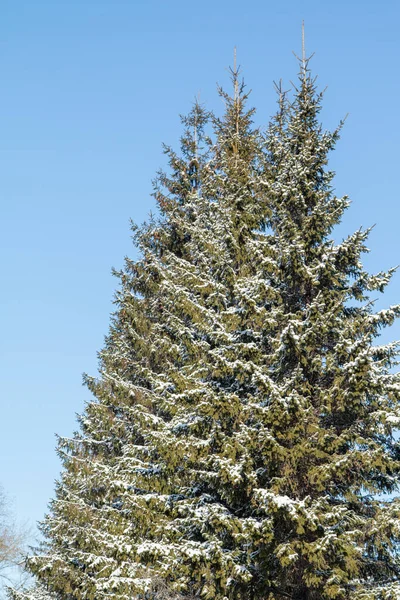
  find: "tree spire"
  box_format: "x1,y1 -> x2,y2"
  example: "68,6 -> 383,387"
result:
193,94 -> 199,160
233,46 -> 239,102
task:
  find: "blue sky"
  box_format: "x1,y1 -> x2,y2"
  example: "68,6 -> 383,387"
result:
1,0 -> 399,535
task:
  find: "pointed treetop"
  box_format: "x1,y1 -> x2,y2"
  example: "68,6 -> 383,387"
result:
233,46 -> 239,101
292,20 -> 315,82
193,93 -> 200,160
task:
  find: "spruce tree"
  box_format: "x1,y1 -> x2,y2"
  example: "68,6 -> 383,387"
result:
21,53 -> 400,600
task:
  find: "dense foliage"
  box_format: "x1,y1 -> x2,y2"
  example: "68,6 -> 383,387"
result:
15,55 -> 400,600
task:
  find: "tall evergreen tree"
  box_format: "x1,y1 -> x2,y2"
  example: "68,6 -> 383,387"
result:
21,52 -> 400,600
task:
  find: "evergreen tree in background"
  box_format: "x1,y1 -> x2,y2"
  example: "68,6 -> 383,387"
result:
16,49 -> 400,600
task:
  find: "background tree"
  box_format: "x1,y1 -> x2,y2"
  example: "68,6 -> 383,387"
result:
0,486 -> 29,597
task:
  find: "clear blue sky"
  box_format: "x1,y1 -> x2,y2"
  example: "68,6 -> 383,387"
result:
1,0 -> 399,534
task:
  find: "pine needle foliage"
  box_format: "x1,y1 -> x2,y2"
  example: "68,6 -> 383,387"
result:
25,55 -> 400,600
